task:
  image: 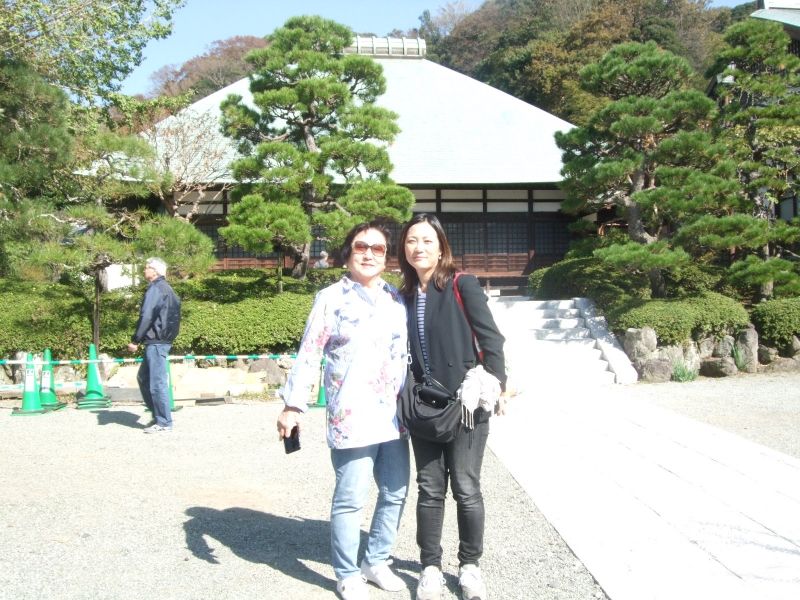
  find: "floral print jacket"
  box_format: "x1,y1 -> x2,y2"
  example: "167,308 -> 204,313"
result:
280,276 -> 408,449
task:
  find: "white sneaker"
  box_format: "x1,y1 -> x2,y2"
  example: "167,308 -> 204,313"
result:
416,565 -> 444,600
143,423 -> 172,434
360,559 -> 405,592
458,564 -> 487,600
337,574 -> 369,600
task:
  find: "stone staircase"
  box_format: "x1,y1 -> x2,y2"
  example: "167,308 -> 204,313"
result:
489,296 -> 638,389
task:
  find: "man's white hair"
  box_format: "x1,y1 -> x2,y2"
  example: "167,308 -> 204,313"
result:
145,257 -> 167,276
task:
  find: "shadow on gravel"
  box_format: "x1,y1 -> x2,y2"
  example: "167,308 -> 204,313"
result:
95,410 -> 146,429
184,506 -> 335,592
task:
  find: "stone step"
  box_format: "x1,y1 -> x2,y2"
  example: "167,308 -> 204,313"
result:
520,317 -> 585,330
509,343 -> 603,361
511,299 -> 576,310
527,338 -> 599,349
550,359 -> 611,374
494,307 -> 582,322
493,295 -> 535,304
495,296 -> 635,387
512,368 -> 617,387
530,328 -> 590,341
531,308 -> 582,319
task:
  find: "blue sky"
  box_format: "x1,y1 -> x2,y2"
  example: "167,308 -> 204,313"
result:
120,0 -> 752,96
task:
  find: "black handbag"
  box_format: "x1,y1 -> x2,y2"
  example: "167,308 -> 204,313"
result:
397,273 -> 483,444
398,371 -> 463,444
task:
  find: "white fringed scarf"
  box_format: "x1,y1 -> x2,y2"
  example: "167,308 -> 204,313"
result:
457,365 -> 501,430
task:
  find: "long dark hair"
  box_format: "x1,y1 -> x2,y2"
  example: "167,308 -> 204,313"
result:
398,213 -> 456,296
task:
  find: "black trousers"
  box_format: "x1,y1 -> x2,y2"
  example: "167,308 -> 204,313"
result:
411,418 -> 490,568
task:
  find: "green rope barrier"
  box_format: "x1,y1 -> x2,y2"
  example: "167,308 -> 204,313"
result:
0,353 -> 297,366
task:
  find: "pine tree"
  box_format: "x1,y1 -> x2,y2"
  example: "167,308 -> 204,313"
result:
219,16 -> 414,277
701,19 -> 800,300
556,41 -> 716,296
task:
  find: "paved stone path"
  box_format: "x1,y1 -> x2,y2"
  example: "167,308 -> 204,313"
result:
490,378 -> 800,600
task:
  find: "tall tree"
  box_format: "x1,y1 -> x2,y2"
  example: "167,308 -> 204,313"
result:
110,93 -> 235,221
698,18 -> 800,299
556,41 -> 717,296
219,16 -> 414,277
0,0 -> 185,102
436,0 -> 725,122
147,35 -> 268,100
0,59 -> 73,202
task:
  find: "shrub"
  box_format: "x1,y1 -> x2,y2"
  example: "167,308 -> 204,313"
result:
662,264 -> 725,298
0,273 -> 321,360
306,267 -> 347,288
527,268 -> 548,297
531,257 -> 650,312
0,279 -> 93,359
751,297 -> 800,351
609,292 -> 750,345
177,293 -> 313,355
672,360 -> 698,382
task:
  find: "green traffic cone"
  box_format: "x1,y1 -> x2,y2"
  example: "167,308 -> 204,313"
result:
11,353 -> 46,416
311,357 -> 327,408
39,349 -> 66,411
77,344 -> 110,409
166,358 -> 181,412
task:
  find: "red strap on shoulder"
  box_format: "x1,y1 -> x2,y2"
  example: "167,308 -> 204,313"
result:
453,273 -> 484,362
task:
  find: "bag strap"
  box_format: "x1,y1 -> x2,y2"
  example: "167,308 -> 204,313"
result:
453,273 -> 484,362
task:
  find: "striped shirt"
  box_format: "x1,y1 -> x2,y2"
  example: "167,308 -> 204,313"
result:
416,289 -> 430,372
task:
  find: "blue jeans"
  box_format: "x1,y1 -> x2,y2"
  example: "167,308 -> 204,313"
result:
411,418 -> 490,568
137,343 -> 172,427
329,438 -> 410,580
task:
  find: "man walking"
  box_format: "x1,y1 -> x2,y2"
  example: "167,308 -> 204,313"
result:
128,257 -> 181,433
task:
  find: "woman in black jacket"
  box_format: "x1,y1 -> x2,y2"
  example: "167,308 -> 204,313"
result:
398,213 -> 507,600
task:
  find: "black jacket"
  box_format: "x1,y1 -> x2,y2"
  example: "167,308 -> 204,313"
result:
132,276 -> 181,345
408,273 -> 506,404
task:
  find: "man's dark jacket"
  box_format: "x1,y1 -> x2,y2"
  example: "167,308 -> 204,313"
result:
407,273 -> 507,415
132,276 -> 181,345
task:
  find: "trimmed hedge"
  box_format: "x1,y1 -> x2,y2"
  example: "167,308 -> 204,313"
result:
177,293 -> 312,355
0,268 -> 410,360
0,273 -> 317,360
609,292 -> 750,345
528,257 -> 650,311
0,280 -> 94,359
750,297 -> 800,351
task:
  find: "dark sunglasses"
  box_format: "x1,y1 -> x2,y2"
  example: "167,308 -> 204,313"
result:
352,241 -> 387,257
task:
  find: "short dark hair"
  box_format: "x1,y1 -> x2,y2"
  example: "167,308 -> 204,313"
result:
340,219 -> 392,264
398,213 -> 456,296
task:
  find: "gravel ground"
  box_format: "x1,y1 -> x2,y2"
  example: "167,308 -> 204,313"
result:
1,370 -> 798,600
0,400 -> 606,600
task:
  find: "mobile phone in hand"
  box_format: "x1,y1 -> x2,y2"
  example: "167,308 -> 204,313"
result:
283,425 -> 300,454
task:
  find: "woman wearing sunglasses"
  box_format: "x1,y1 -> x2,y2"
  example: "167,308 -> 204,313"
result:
398,213 -> 508,600
278,220 -> 410,600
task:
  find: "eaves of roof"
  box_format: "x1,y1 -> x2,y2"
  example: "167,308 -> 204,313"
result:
152,56 -> 574,187
752,8 -> 800,30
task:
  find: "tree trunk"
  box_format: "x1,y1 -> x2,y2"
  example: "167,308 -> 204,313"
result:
624,199 -> 657,245
760,243 -> 774,301
290,243 -> 310,279
93,272 -> 105,378
648,267 -> 666,299
624,198 -> 663,296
